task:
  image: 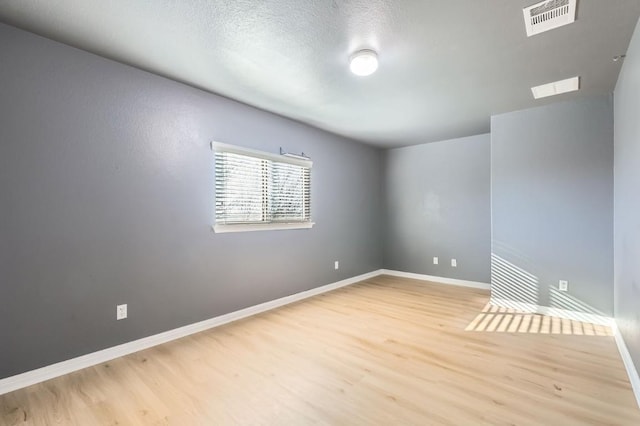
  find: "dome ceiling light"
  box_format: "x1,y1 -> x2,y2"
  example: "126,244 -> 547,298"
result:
349,49 -> 378,77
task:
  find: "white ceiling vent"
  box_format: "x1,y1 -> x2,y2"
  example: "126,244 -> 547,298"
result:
523,0 -> 577,37
531,76 -> 580,99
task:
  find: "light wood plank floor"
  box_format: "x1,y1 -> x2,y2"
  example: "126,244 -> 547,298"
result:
1,275 -> 639,425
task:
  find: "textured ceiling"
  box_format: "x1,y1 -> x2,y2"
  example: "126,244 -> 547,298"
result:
1,1 -> 639,148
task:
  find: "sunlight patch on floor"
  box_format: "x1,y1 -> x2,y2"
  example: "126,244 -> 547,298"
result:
465,304 -> 613,336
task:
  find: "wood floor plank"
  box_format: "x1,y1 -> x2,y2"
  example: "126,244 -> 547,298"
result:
1,275 -> 639,425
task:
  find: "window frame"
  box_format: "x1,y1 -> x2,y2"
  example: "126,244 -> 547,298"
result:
212,142 -> 314,233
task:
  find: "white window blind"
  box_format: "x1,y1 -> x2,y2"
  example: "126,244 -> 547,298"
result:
213,142 -> 312,232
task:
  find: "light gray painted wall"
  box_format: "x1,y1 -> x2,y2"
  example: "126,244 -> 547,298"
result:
383,135 -> 491,283
491,96 -> 614,316
614,18 -> 640,372
0,23 -> 383,379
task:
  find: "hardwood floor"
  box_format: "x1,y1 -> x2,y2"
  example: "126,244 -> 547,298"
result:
1,275 -> 639,425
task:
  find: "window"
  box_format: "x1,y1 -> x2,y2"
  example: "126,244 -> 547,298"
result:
212,142 -> 313,233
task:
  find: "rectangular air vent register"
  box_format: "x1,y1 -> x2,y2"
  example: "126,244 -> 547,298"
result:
523,0 -> 577,37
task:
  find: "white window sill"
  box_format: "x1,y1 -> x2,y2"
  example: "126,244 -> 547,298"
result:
213,222 -> 315,233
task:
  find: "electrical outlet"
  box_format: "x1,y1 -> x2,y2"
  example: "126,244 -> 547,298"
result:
451,258 -> 457,267
433,257 -> 439,265
559,280 -> 569,292
116,304 -> 128,320
334,261 -> 339,270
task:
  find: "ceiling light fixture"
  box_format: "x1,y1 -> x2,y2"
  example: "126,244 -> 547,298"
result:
349,49 -> 378,76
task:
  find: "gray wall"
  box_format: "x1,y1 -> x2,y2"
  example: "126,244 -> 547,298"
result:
614,18 -> 640,372
383,134 -> 491,283
0,23 -> 383,379
491,96 -> 614,316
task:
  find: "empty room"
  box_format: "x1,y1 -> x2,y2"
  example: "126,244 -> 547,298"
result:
2,0 -> 640,424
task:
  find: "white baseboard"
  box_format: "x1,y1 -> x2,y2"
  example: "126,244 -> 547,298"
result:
612,322 -> 640,409
0,269 -> 381,396
489,297 -> 613,327
380,269 -> 491,290
9,267 -> 635,408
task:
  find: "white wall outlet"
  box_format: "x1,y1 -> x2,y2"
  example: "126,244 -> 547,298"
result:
334,261 -> 339,270
451,258 -> 457,267
116,304 -> 128,320
433,257 -> 439,265
559,280 -> 569,292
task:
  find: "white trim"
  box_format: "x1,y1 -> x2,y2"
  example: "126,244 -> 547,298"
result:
612,322 -> 640,409
213,222 -> 314,233
489,297 -> 614,327
0,270 -> 381,396
380,269 -> 491,290
7,267 -> 634,407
